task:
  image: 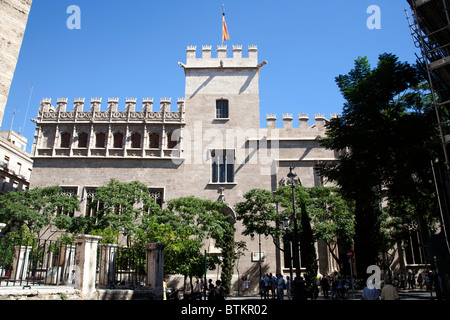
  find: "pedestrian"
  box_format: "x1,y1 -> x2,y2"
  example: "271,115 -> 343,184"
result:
242,276 -> 249,295
259,276 -> 265,299
207,279 -> 215,300
321,275 -> 330,298
263,274 -> 270,299
380,278 -> 400,300
407,271 -> 415,289
417,273 -> 423,289
277,274 -> 285,300
331,276 -> 338,300
362,279 -> 379,300
211,280 -> 225,300
270,273 -> 277,299
286,276 -> 292,300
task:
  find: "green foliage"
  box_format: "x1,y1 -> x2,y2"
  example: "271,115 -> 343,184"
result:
86,179 -> 159,237
0,186 -> 79,236
235,189 -> 283,242
317,53 -> 440,275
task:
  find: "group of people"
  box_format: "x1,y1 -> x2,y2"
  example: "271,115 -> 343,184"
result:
259,273 -> 312,300
320,273 -> 351,300
390,271 -> 435,291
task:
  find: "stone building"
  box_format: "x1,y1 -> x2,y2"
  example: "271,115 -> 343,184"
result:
0,130 -> 33,193
29,45 -> 340,292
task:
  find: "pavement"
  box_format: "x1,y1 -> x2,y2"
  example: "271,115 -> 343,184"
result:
226,288 -> 439,301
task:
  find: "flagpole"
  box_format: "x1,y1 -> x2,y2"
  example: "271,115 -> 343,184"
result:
222,4 -> 224,45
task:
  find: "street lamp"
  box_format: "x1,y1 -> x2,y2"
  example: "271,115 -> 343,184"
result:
286,166 -> 301,278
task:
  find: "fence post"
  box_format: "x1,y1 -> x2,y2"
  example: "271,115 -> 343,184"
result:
74,235 -> 102,297
145,243 -> 167,300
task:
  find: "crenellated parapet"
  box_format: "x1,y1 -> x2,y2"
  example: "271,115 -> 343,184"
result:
265,113 -> 339,133
37,97 -> 185,124
181,44 -> 266,69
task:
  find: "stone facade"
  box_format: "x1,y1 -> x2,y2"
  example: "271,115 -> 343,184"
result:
0,0 -> 33,127
29,45 -> 339,291
0,130 -> 33,193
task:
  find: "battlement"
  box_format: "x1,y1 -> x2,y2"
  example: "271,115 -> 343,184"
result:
183,44 -> 263,68
266,113 -> 339,131
37,97 -> 185,123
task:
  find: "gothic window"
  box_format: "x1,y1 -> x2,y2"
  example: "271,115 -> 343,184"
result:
144,188 -> 164,210
167,131 -> 179,149
149,132 -> 160,149
131,132 -> 141,148
211,149 -> 234,183
216,99 -> 229,119
96,132 -> 106,148
85,187 -> 104,218
60,132 -> 71,148
113,132 -> 124,148
78,132 -> 88,148
57,186 -> 78,217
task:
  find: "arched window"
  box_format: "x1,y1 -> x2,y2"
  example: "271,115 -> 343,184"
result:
113,132 -> 124,148
149,132 -> 160,149
167,131 -> 179,149
60,132 -> 71,148
131,132 -> 141,148
216,99 -> 229,119
78,132 -> 88,148
95,132 -> 106,148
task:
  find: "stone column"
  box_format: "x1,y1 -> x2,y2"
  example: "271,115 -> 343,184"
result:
11,246 -> 32,281
74,235 -> 102,297
145,243 -> 167,300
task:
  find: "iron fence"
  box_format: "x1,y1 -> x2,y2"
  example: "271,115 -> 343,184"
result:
96,244 -> 147,289
0,236 -> 77,287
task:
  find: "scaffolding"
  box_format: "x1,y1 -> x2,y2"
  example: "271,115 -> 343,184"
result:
406,0 -> 450,168
407,0 -> 450,300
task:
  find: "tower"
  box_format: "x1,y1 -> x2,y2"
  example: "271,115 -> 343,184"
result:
180,45 -> 266,130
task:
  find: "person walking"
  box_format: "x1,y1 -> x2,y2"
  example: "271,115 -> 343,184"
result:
321,275 -> 330,298
380,278 -> 400,300
286,276 -> 292,300
362,280 -> 380,300
277,274 -> 285,300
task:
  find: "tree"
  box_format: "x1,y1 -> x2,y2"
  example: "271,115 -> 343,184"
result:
306,187 -> 355,266
317,53 -> 440,276
84,179 -> 159,240
137,196 -> 235,293
0,186 -> 79,236
235,189 -> 283,248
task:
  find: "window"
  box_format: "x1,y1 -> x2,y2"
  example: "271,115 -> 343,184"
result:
60,132 -> 71,148
85,187 -> 104,218
131,132 -> 141,148
42,131 -> 54,148
211,150 -> 234,183
149,132 -> 160,149
113,132 -> 124,148
57,187 -> 78,217
96,132 -> 106,148
78,132 -> 88,148
167,131 -> 179,149
216,99 -> 229,119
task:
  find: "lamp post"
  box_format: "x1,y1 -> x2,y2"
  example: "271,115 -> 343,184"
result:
287,166 -> 301,278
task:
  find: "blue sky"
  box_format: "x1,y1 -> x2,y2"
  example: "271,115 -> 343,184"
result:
4,0 -> 421,152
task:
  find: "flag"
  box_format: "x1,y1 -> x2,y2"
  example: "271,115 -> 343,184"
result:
222,12 -> 230,42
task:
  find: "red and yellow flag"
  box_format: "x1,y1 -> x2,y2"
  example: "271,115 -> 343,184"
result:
222,13 -> 230,42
